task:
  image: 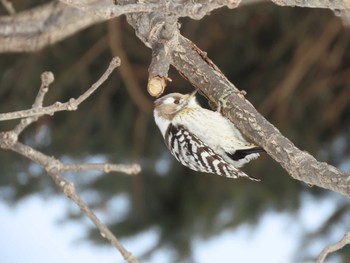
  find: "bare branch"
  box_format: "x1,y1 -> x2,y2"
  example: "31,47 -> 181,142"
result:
271,0 -> 350,10
147,43 -> 172,97
2,0 -> 348,54
0,1 -> 107,53
317,231 -> 350,263
175,0 -> 241,19
61,163 -> 141,174
115,1 -> 350,196
7,141 -> 139,263
169,35 -> 350,196
11,71 -> 54,136
0,0 -> 16,15
0,0 -> 244,53
60,0 -> 162,19
62,0 -> 242,20
0,57 -> 141,263
0,57 -> 120,121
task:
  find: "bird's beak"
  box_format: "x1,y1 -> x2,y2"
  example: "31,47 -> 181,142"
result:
183,89 -> 198,107
188,89 -> 198,100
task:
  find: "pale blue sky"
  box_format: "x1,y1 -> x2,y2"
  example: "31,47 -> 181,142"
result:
0,192 -> 344,263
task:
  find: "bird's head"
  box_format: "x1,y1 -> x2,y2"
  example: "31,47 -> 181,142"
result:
154,90 -> 198,120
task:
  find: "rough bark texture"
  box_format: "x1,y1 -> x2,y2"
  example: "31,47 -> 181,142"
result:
1,0 -> 348,53
272,0 -> 350,10
108,0 -> 350,197
1,0 -> 349,195
170,36 -> 350,196
2,0 -> 350,261
0,0 -> 106,52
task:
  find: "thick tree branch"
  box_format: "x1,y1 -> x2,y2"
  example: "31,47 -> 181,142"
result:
272,0 -> 350,10
59,0 -> 161,18
0,0 -> 106,53
1,0 -> 348,53
112,0 -> 350,196
169,35 -> 350,196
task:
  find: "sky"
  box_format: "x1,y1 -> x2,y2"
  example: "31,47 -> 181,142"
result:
0,191 -> 346,263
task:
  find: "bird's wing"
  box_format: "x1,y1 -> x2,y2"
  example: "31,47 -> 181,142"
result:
226,147 -> 265,161
165,124 -> 259,181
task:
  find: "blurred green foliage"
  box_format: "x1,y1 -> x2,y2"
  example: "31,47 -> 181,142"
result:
1,1 -> 350,262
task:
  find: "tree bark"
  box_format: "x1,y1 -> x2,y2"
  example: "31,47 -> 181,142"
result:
170,36 -> 350,196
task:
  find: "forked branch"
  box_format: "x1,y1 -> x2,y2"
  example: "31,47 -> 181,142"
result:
0,57 -> 140,263
317,231 -> 350,263
0,57 -> 120,121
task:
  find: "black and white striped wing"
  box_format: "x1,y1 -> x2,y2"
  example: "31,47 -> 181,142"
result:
164,124 -> 258,180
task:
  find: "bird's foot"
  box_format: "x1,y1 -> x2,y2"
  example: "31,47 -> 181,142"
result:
217,89 -> 247,113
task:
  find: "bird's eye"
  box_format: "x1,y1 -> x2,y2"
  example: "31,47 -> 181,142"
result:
174,99 -> 180,105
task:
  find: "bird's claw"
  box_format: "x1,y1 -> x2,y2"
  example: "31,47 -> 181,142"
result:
217,89 -> 247,113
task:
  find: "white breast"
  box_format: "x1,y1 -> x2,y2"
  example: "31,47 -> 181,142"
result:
154,110 -> 171,137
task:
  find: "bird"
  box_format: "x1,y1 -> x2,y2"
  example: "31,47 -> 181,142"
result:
153,90 -> 264,181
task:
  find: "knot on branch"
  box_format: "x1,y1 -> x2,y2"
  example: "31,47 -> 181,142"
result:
111,56 -> 121,67
67,98 -> 78,111
122,1 -> 179,47
61,181 -> 76,198
0,131 -> 18,149
41,71 -> 54,86
45,158 -> 62,174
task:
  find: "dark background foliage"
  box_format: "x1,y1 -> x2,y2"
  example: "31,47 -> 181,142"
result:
1,1 -> 350,262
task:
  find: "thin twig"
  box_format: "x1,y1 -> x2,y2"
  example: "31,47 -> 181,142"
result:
13,72 -> 54,135
0,57 -> 120,121
59,0 -> 162,19
317,231 -> 350,263
0,57 -> 141,263
9,142 -> 139,263
0,0 -> 15,14
61,163 -> 141,174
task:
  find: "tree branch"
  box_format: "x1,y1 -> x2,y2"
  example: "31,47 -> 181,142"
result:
2,0 -> 350,261
169,35 -> 350,196
8,141 -> 139,263
113,0 -> 350,196
0,57 -> 120,121
272,0 -> 350,10
59,0 -> 162,18
0,0 -> 106,53
317,231 -> 350,263
61,163 -> 140,174
1,0 -> 348,53
0,57 -> 141,263
0,0 -> 15,15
